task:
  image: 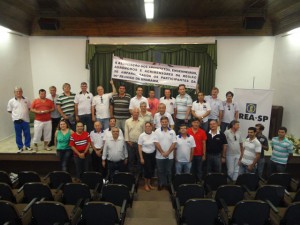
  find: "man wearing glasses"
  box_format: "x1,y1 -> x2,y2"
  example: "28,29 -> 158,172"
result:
92,80 -> 116,130
220,91 -> 239,133
224,120 -> 243,181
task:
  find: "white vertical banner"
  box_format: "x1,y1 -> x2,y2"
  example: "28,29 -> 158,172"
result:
234,88 -> 274,139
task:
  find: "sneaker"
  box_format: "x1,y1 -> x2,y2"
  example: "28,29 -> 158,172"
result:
17,148 -> 23,153
44,146 -> 51,151
25,147 -> 33,151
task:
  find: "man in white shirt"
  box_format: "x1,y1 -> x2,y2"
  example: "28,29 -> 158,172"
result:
74,82 -> 93,133
7,86 -> 32,152
160,88 -> 176,118
239,127 -> 261,174
92,80 -> 116,130
129,86 -> 149,114
153,103 -> 174,129
102,127 -> 128,180
154,116 -> 177,190
192,91 -> 211,131
103,117 -> 124,141
221,91 -> 239,133
175,124 -> 196,174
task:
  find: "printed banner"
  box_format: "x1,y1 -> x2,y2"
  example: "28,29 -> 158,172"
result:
234,88 -> 274,138
111,56 -> 200,89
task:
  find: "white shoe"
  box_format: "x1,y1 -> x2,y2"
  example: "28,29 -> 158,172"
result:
25,147 -> 33,151
44,146 -> 51,151
17,148 -> 23,153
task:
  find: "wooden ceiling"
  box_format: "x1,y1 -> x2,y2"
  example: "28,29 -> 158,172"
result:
1,0 -> 300,36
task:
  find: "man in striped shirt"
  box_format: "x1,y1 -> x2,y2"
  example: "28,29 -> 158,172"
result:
57,83 -> 76,130
270,127 -> 293,173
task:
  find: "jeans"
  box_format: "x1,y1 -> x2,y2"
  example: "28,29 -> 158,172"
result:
191,156 -> 203,181
270,160 -> 286,174
220,122 -> 229,133
49,117 -> 60,146
156,158 -> 174,186
226,154 -> 240,181
127,142 -> 141,175
57,149 -> 73,172
175,161 -> 192,174
206,153 -> 222,173
239,163 -> 256,175
97,118 -> 109,130
14,120 -> 31,149
74,155 -> 91,178
79,114 -> 93,133
257,157 -> 265,178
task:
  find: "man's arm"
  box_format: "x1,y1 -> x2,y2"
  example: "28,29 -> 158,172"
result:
75,103 -> 79,122
110,80 -> 116,94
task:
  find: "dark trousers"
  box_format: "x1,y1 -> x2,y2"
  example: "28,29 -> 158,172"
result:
127,142 -> 141,175
270,160 -> 286,174
14,120 -> 31,149
57,149 -> 73,172
191,155 -> 204,181
91,150 -> 107,178
156,158 -> 174,186
206,153 -> 222,173
142,151 -> 156,179
107,160 -> 127,181
78,114 -> 93,133
74,155 -> 91,178
49,117 -> 60,146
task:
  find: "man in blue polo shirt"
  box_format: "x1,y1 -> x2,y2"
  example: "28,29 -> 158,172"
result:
270,127 -> 293,173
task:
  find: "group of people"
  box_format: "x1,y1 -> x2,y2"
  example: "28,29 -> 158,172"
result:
7,82 -> 293,191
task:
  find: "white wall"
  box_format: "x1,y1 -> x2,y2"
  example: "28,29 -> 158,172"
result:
0,33 -> 33,141
271,33 -> 300,137
29,37 -> 89,96
216,37 -> 275,99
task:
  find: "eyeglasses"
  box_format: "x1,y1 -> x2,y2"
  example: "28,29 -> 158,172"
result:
227,105 -> 231,110
100,96 -> 103,103
234,135 -> 237,141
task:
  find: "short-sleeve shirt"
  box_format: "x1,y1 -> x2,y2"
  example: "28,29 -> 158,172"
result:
192,100 -> 211,123
7,97 -> 31,122
92,93 -> 113,119
138,132 -> 156,154
241,138 -> 261,166
206,130 -> 227,155
56,129 -> 71,150
56,92 -> 76,115
176,135 -> 196,162
47,94 -> 61,119
160,97 -> 176,115
69,131 -> 91,157
187,127 -> 207,156
175,94 -> 193,120
256,134 -> 269,158
139,111 -> 153,124
153,112 -> 174,129
90,130 -> 105,149
154,128 -> 177,159
147,98 -> 160,117
103,128 -> 124,141
222,101 -> 239,123
31,98 -> 54,122
74,92 -> 93,115
270,137 -> 293,165
204,96 -> 224,120
110,93 -> 131,119
224,129 -> 243,156
129,96 -> 149,110
124,118 -> 144,143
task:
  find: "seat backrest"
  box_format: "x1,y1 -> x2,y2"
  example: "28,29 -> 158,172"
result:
281,202 -> 300,225
18,171 -> 40,188
177,184 -> 205,206
268,173 -> 291,190
0,182 -> 16,203
23,182 -> 53,202
49,171 -> 72,189
0,171 -> 13,187
204,173 -> 227,192
231,200 -> 270,225
182,198 -> 219,225
32,201 -> 69,225
0,200 -> 21,225
112,172 -> 135,190
215,185 -> 244,207
81,201 -> 119,225
101,184 -> 130,207
173,174 -> 196,192
292,190 -> 300,203
236,173 -> 259,191
81,172 -> 103,192
63,183 -> 91,205
255,185 -> 285,207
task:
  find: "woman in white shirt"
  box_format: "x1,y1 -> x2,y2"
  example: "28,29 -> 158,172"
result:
138,122 -> 156,191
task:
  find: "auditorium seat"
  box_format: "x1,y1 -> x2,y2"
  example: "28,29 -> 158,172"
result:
44,171 -> 73,189
0,182 -> 23,203
270,201 -> 300,225
259,173 -> 292,191
204,173 -> 228,197
81,171 -> 103,195
17,171 -> 41,188
62,183 -> 93,207
101,184 -> 131,209
112,172 -> 138,193
214,185 -> 245,209
235,173 -> 259,191
170,173 -> 196,197
0,170 -> 17,188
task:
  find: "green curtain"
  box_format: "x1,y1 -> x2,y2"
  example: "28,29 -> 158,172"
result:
88,44 -> 217,98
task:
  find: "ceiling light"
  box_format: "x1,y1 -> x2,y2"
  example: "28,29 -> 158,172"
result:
144,0 -> 154,20
0,25 -> 11,34
287,27 -> 300,36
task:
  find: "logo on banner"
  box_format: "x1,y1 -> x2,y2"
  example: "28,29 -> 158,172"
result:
239,103 -> 269,122
246,103 -> 257,113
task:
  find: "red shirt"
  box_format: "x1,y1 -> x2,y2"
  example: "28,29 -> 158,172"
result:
187,127 -> 207,156
69,131 -> 91,157
31,98 -> 54,121
147,98 -> 159,117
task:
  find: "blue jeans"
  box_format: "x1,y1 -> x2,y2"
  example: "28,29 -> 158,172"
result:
175,161 -> 191,174
156,158 -> 174,186
96,118 -> 109,130
270,160 -> 286,174
57,149 -> 73,172
200,121 -> 208,132
14,120 -> 31,149
79,114 -> 93,133
206,153 -> 222,173
74,155 -> 91,178
257,157 -> 265,177
191,156 -> 203,181
239,163 -> 256,175
220,122 -> 229,133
